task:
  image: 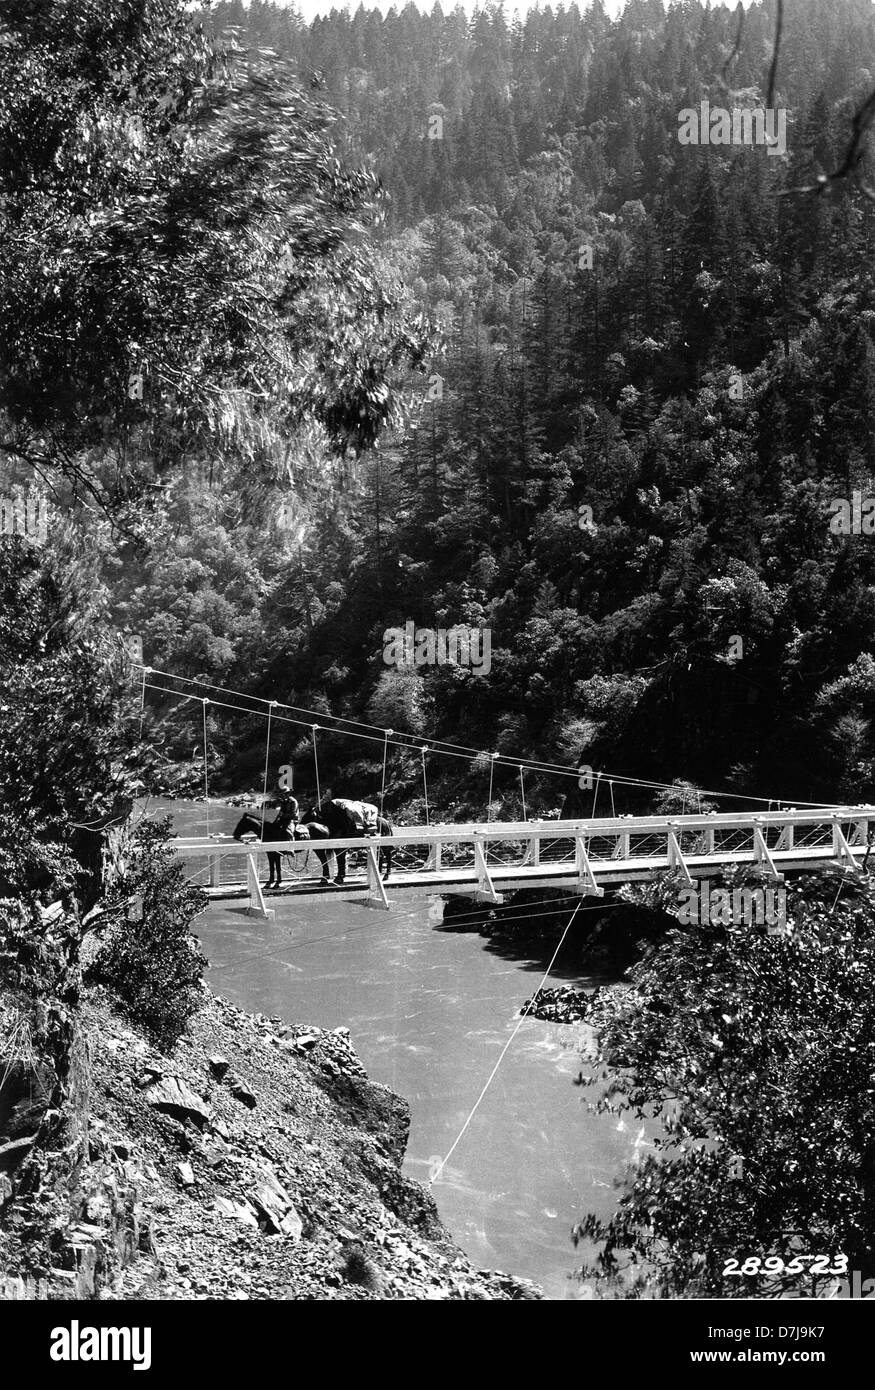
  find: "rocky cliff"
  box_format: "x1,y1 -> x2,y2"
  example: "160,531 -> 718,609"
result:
1,983 -> 541,1301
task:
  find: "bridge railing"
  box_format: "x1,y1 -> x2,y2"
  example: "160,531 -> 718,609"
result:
171,805 -> 875,917
172,803 -> 875,848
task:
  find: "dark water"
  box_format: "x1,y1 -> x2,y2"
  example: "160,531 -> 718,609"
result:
144,797 -> 640,1299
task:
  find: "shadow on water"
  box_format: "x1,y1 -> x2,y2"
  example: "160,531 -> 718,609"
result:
437,921 -> 624,987
436,890 -> 658,985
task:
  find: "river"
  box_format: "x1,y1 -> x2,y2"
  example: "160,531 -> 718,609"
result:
144,797 -> 639,1298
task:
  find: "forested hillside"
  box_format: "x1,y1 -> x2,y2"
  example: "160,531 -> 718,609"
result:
5,1 -> 875,1314
114,0 -> 875,812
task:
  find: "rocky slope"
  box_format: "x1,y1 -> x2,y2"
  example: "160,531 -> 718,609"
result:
2,985 -> 541,1300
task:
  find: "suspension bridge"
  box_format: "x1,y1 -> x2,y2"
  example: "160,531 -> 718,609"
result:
135,663 -> 875,1200
131,665 -> 875,920
172,805 -> 875,920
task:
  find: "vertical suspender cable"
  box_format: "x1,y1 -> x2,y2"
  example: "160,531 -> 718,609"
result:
519,766 -> 527,821
609,779 -> 615,818
202,699 -> 211,839
487,752 -> 498,821
260,701 -> 277,837
312,724 -> 322,808
139,665 -> 151,739
421,745 -> 430,827
379,729 -> 392,822
591,771 -> 601,819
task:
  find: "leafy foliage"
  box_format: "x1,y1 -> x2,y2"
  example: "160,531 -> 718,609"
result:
0,533 -> 140,910
574,870 -> 875,1298
0,0 -> 430,518
87,819 -> 208,1050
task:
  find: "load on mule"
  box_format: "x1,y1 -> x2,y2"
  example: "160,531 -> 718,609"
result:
299,798 -> 393,884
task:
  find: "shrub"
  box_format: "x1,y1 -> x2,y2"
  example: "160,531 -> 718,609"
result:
87,820 -> 208,1050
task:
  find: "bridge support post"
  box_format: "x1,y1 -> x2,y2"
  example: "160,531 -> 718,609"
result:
473,838 -> 503,903
246,853 -> 275,921
667,826 -> 693,885
832,820 -> 863,874
363,845 -> 392,910
753,823 -> 784,882
574,835 -> 604,897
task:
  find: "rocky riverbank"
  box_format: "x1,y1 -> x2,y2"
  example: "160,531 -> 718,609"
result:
1,985 -> 541,1301
520,985 -> 591,1024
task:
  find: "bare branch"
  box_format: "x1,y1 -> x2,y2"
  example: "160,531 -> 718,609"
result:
766,0 -> 783,111
779,84 -> 875,201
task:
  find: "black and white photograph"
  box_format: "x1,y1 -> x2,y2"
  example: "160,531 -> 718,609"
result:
1,0 -> 874,1359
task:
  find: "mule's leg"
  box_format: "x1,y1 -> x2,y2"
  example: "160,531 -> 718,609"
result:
382,845 -> 393,881
334,847 -> 347,884
315,848 -> 331,883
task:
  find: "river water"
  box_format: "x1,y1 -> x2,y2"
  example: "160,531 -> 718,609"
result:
145,797 -> 639,1298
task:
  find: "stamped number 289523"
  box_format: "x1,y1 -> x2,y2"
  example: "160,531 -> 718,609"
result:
722,1254 -> 847,1277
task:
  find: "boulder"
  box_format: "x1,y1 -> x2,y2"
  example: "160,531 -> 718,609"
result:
280,1207 -> 304,1240
134,1065 -> 163,1089
229,1078 -> 256,1109
176,1162 -> 195,1187
247,1169 -> 303,1240
212,1197 -> 258,1228
144,1077 -> 211,1128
